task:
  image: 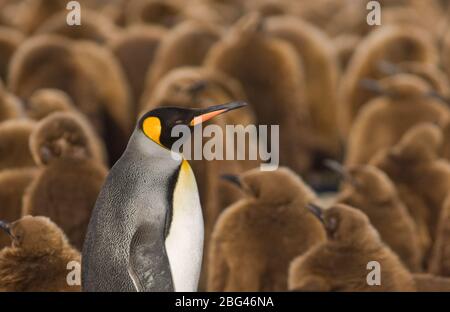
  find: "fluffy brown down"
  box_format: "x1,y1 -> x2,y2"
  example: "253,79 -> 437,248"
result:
413,274 -> 450,292
208,167 -> 326,291
125,0 -> 186,28
29,111 -> 108,166
0,216 -> 80,291
0,26 -> 24,81
0,168 -> 38,249
142,20 -> 222,103
370,123 -> 450,246
109,25 -> 166,113
345,74 -> 450,166
338,25 -> 438,136
0,79 -> 23,122
206,13 -> 313,174
0,119 -> 35,170
288,204 -> 416,291
265,15 -> 341,159
22,157 -> 107,250
8,34 -> 133,164
336,165 -> 423,271
428,196 -> 450,277
25,88 -> 74,121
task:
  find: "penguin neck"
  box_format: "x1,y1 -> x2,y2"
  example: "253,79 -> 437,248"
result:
127,130 -> 183,166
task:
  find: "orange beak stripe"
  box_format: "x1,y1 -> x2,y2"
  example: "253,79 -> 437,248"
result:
189,109 -> 227,126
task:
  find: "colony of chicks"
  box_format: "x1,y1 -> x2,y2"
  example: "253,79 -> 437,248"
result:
1,0 -> 450,291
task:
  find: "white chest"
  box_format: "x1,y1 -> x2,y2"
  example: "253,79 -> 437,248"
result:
165,161 -> 204,292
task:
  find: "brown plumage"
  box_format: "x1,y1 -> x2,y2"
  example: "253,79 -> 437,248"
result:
0,216 -> 80,291
25,88 -> 74,121
125,0 -> 185,28
413,274 -> 450,292
22,114 -> 108,249
333,34 -> 361,71
0,168 -> 38,249
265,15 -> 341,160
0,79 -> 23,121
288,204 -> 416,291
206,13 -> 313,174
28,111 -> 108,166
370,123 -> 450,246
208,167 -> 326,291
443,32 -> 450,81
0,26 -> 24,81
339,25 -> 438,136
429,196 -> 450,277
109,25 -> 166,114
142,20 -> 221,103
345,74 -> 450,166
334,164 -> 422,271
0,119 -> 35,170
36,9 -> 118,44
8,34 -> 132,164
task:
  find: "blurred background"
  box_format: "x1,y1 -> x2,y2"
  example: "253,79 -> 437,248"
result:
1,0 -> 450,292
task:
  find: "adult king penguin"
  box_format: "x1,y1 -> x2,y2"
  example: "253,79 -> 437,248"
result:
82,101 -> 247,292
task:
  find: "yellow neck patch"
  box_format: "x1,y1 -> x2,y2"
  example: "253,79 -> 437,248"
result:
142,116 -> 162,145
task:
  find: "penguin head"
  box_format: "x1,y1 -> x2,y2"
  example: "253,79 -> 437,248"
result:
221,167 -> 317,206
324,160 -> 396,205
0,216 -> 68,254
138,101 -> 247,150
306,203 -> 379,244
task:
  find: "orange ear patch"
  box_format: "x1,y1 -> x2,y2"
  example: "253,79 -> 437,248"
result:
143,117 -> 162,144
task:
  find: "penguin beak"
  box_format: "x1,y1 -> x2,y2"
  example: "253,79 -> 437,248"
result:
220,174 -> 242,188
324,159 -> 360,188
0,220 -> 12,237
190,101 -> 247,126
359,78 -> 387,96
306,203 -> 325,224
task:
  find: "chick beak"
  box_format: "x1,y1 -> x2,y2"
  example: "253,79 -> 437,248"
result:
220,174 -> 242,188
324,159 -> 360,188
0,220 -> 12,237
306,203 -> 325,224
189,101 -> 247,126
187,80 -> 208,95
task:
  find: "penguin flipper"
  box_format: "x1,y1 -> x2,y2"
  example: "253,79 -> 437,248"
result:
128,223 -> 174,292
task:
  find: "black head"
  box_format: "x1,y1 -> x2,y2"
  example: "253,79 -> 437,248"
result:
138,101 -> 247,150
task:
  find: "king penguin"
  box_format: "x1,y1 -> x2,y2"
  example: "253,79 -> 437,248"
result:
82,101 -> 247,292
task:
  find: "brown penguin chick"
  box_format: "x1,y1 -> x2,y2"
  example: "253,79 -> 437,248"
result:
109,25 -> 166,113
265,15 -> 341,159
0,79 -> 23,121
333,163 -> 422,271
206,13 -> 313,174
8,35 -> 133,164
345,74 -> 450,166
0,26 -> 24,81
0,119 -> 35,170
413,274 -> 450,292
288,204 -> 416,292
428,196 -> 450,277
25,88 -> 74,121
333,34 -> 361,71
0,216 -> 81,291
35,9 -> 119,44
370,123 -> 450,242
208,167 -> 326,292
339,25 -> 438,136
125,0 -> 185,28
142,20 -> 222,102
0,168 -> 38,249
9,0 -> 67,34
29,111 -> 108,166
22,148 -> 107,249
443,32 -> 450,81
